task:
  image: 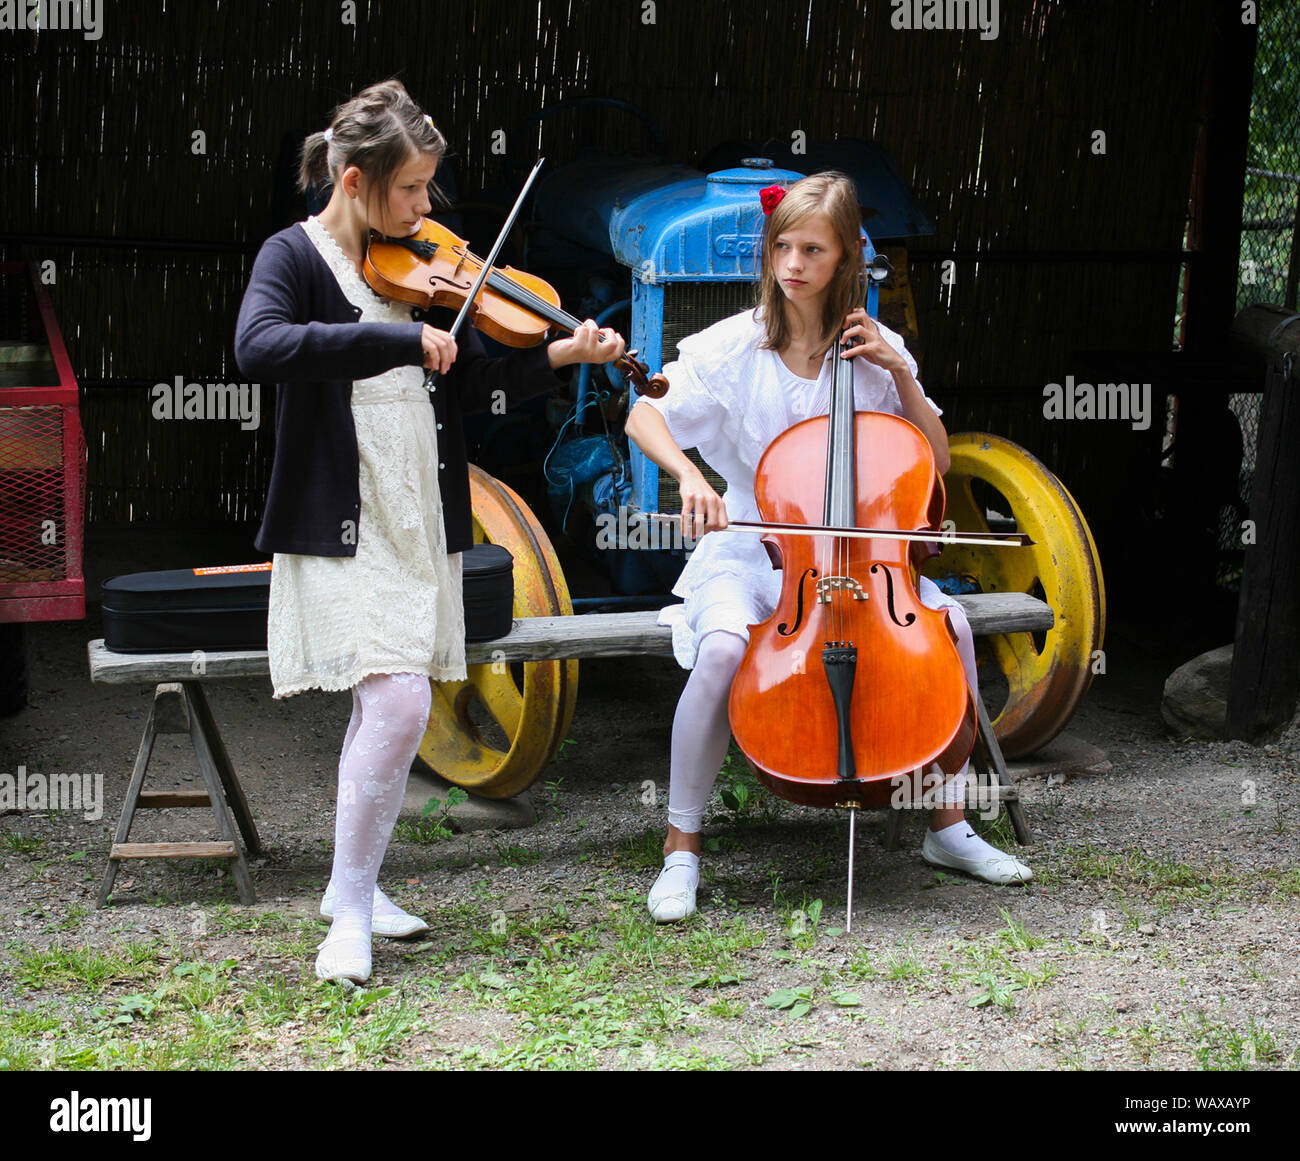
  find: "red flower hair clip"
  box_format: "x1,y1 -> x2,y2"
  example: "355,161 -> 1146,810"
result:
759,184 -> 786,215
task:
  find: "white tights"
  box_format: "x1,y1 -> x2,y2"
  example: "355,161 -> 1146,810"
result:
666,605 -> 980,834
666,631 -> 748,833
327,671 -> 431,938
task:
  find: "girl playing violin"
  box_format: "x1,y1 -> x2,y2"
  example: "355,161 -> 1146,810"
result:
235,79 -> 625,980
624,171 -> 1031,922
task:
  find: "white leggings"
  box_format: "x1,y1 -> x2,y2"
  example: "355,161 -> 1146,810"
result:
329,671 -> 431,928
666,603 -> 979,833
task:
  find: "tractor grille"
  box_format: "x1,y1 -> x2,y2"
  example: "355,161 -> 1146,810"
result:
657,282 -> 756,513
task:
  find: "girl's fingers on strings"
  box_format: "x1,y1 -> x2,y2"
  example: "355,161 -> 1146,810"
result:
841,313 -> 900,369
597,326 -> 627,363
569,320 -> 626,364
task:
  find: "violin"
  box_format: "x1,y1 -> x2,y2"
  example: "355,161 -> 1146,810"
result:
364,217 -> 668,397
726,336 -> 978,812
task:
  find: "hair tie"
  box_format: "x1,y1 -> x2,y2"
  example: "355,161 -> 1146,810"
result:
760,185 -> 786,215
323,127 -> 333,142
423,114 -> 435,131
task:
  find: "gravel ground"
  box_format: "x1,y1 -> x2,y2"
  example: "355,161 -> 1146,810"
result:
1,525 -> 1297,1072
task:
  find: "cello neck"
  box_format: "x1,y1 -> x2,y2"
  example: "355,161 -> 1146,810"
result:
824,337 -> 857,529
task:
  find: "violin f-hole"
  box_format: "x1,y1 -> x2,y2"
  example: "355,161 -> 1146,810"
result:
778,567 -> 818,636
870,562 -> 916,628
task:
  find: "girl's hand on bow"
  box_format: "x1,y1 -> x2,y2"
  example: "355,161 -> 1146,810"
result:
677,467 -> 729,539
421,325 -> 458,374
548,320 -> 627,369
840,308 -> 906,374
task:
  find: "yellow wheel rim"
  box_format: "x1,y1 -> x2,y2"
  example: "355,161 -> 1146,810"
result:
923,433 -> 1105,757
416,466 -> 578,799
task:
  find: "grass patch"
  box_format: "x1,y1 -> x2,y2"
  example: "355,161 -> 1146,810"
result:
1103,1017 -> 1176,1066
440,906 -> 769,1068
881,942 -> 927,982
712,747 -> 782,827
453,951 -> 731,1070
1,832 -> 45,856
14,940 -> 164,994
3,945 -> 432,1070
612,830 -> 664,871
1188,1009 -> 1285,1070
973,809 -> 1017,852
996,909 -> 1046,952
205,907 -> 310,936
392,817 -> 457,844
0,1006 -> 66,1069
1063,846 -> 1253,902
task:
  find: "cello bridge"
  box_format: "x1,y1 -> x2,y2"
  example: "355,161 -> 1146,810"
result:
816,576 -> 868,603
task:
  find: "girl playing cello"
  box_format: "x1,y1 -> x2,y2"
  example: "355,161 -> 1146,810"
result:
624,171 -> 1031,922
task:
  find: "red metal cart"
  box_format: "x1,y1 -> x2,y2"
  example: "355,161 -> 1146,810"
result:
0,262 -> 86,712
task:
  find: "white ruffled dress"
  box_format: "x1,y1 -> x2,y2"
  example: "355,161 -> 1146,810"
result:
265,216 -> 467,699
640,308 -> 959,670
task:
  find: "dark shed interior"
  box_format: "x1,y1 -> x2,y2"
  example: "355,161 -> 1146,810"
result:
3,0 -> 1293,659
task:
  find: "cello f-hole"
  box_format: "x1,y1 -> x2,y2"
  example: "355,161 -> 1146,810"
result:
778,567 -> 818,636
870,562 -> 917,628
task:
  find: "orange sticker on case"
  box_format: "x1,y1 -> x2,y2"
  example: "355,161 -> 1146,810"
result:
192,562 -> 273,575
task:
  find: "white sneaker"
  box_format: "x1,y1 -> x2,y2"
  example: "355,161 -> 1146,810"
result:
320,882 -> 430,939
647,857 -> 698,922
922,829 -> 1033,884
314,928 -> 372,984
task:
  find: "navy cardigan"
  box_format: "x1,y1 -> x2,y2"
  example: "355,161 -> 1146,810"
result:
234,222 -> 564,556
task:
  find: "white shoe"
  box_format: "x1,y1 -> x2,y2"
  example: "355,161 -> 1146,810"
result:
314,928 -> 372,984
647,858 -> 698,923
922,829 -> 1033,885
320,882 -> 430,939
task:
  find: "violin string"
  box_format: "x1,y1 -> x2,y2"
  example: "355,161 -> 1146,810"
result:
484,268 -> 582,333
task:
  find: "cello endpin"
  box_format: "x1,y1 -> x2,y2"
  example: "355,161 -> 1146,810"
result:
843,802 -> 860,934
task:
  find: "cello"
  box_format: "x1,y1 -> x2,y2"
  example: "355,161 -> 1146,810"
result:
726,331 -> 981,922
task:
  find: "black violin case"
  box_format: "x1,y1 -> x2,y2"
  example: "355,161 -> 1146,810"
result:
101,544 -> 515,653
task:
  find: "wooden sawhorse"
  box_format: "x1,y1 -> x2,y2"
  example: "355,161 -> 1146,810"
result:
95,679 -> 262,906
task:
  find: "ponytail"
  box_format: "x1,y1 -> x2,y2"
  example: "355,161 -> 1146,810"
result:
298,130 -> 333,193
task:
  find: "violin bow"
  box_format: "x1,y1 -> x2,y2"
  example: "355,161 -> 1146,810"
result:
423,157 -> 547,391
647,513 -> 1033,548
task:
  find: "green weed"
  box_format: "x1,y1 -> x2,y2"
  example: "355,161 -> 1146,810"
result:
1,833 -> 45,856
1188,1010 -> 1283,1070
15,941 -> 163,994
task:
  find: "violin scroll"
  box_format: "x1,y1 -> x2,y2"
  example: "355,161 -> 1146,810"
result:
620,351 -> 669,398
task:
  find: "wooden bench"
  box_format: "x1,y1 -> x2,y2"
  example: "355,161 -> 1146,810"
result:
87,593 -> 1051,905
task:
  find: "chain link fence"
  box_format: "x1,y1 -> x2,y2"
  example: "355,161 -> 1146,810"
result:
1220,4 -> 1298,586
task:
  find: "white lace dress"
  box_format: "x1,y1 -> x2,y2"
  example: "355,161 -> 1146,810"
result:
641,308 -> 957,670
266,216 -> 467,699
